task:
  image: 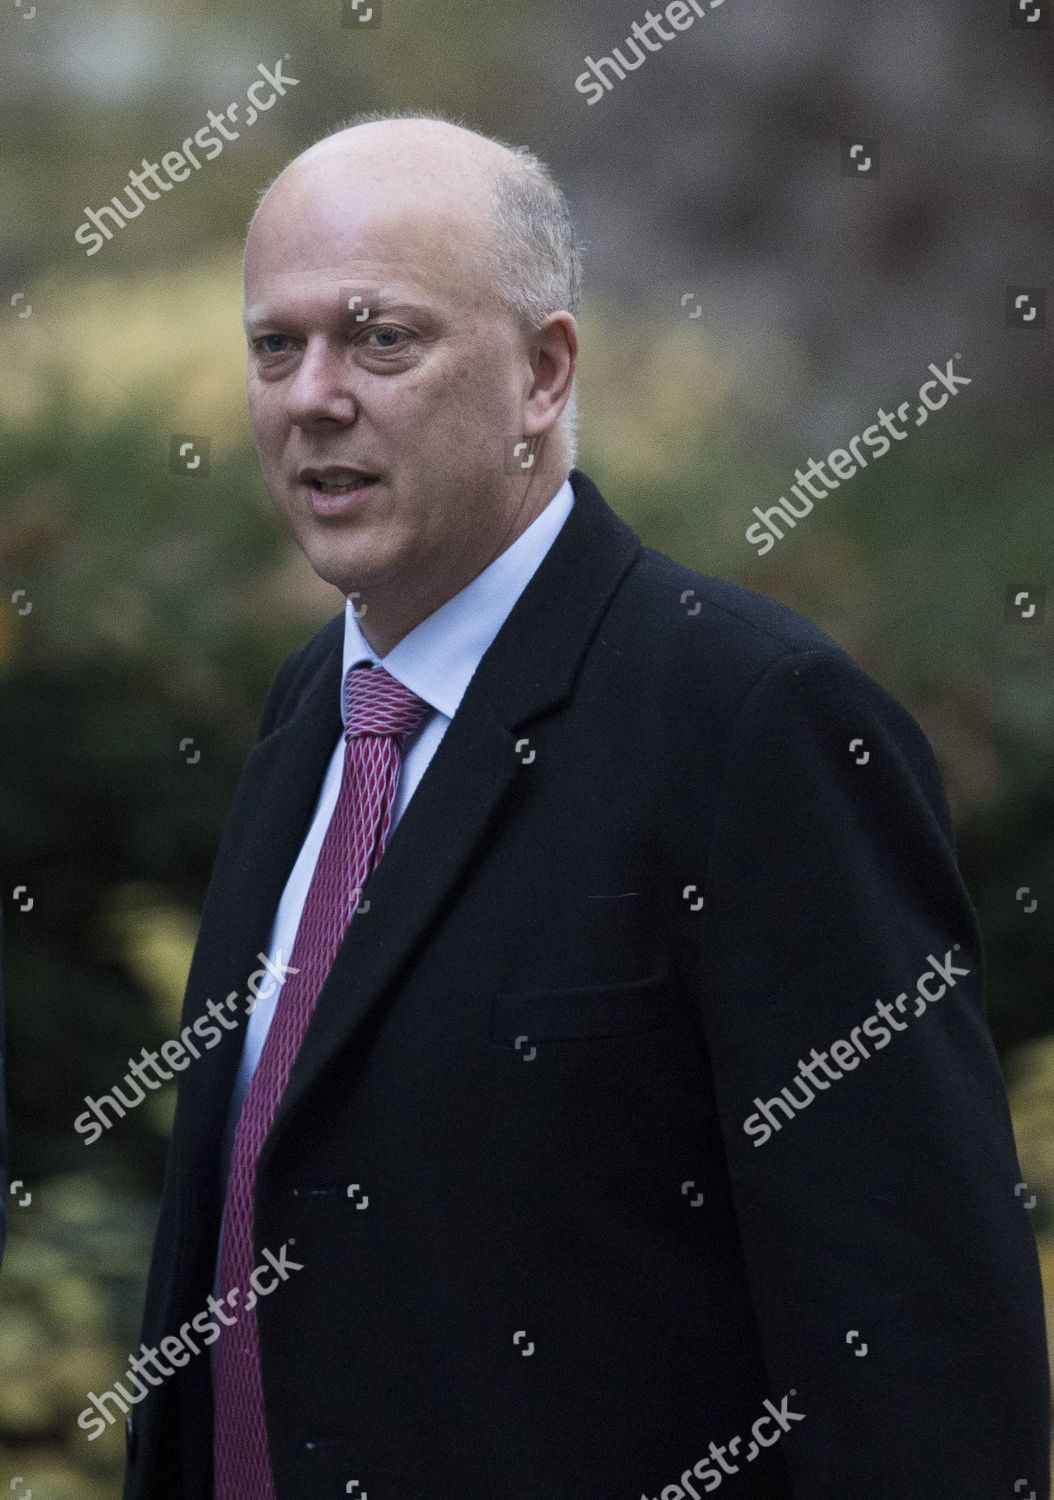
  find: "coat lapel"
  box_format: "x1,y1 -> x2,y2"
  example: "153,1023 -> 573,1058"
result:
175,470 -> 642,1184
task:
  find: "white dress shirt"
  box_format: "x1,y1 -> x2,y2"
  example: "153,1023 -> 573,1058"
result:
212,475 -> 576,1310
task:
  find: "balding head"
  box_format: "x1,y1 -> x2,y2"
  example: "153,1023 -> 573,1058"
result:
252,116 -> 515,231
242,112 -> 580,654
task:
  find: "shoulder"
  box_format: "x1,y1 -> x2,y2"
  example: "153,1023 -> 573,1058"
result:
607,541 -> 856,702
603,543 -> 941,787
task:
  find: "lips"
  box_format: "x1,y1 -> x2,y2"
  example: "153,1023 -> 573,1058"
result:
299,467 -> 378,495
298,468 -> 379,518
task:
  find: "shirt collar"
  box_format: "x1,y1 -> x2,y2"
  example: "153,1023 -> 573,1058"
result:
341,475 -> 576,726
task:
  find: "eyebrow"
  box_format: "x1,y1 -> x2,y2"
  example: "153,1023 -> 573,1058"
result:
243,299 -> 436,334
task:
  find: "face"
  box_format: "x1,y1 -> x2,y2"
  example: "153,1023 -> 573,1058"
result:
243,155 -> 562,639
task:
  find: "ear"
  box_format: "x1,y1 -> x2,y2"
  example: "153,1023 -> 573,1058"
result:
521,312 -> 578,440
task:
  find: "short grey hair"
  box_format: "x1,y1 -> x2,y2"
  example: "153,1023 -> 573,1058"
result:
308,109 -> 583,466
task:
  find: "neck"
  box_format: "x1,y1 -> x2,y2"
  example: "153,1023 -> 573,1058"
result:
356,464 -> 570,656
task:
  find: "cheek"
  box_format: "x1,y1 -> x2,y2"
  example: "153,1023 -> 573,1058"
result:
247,394 -> 285,456
417,341 -> 520,420
395,369 -> 516,457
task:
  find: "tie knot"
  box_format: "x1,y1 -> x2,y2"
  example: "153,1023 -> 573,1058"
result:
344,664 -> 431,741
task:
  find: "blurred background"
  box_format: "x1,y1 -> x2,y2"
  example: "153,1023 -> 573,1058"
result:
1,0 -> 1052,1492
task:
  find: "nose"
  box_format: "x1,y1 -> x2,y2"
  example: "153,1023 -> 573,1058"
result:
284,338 -> 358,428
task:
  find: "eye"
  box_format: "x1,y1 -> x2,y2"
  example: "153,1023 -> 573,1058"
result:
252,334 -> 292,355
365,325 -> 408,350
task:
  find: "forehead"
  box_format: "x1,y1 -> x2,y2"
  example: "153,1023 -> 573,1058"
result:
243,163 -> 493,316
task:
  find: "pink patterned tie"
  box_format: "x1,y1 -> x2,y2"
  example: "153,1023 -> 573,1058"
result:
212,663 -> 432,1499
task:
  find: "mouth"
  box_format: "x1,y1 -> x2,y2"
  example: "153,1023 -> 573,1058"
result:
298,468 -> 380,516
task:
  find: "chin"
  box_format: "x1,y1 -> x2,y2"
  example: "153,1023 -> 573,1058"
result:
306,552 -> 358,591
309,542 -> 384,594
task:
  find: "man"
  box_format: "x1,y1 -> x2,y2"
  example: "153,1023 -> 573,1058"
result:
123,114 -> 1050,1499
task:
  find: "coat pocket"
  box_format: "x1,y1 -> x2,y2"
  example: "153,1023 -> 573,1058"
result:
492,967 -> 675,1044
